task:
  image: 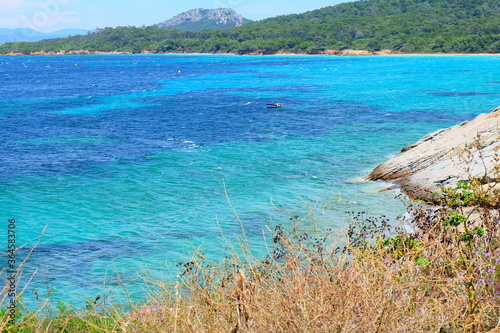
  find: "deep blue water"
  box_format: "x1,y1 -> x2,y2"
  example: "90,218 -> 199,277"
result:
0,54 -> 499,308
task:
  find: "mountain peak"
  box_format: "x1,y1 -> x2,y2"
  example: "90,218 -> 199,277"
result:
157,8 -> 250,31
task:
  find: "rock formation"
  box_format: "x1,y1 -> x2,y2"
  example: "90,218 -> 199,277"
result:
156,8 -> 250,31
322,49 -> 392,56
337,49 -> 374,56
368,106 -> 500,203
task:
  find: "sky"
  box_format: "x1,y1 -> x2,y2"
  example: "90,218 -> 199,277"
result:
0,0 -> 348,32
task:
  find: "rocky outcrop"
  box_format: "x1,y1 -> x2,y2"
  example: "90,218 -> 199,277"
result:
322,49 -> 392,56
368,107 -> 500,203
29,50 -> 91,55
20,50 -> 132,55
374,50 -> 393,55
338,49 -> 374,56
156,8 -> 250,31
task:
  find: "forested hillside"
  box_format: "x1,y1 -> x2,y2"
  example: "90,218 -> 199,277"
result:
1,0 -> 499,55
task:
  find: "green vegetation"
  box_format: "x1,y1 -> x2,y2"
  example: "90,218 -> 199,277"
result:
1,0 -> 499,55
161,19 -> 248,32
442,179 -> 500,208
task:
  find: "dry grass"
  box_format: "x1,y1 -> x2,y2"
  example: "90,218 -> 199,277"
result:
2,189 -> 500,332
121,200 -> 500,333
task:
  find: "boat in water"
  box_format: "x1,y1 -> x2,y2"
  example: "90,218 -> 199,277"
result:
266,103 -> 284,108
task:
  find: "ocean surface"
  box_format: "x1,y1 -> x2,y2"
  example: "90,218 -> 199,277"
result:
1,54 -> 499,308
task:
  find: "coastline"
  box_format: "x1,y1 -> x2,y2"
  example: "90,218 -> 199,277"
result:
368,107 -> 500,204
2,49 -> 500,56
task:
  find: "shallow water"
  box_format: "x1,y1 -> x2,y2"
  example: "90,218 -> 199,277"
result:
0,54 -> 499,307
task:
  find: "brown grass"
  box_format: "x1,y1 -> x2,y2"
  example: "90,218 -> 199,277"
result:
2,189 -> 500,332
120,199 -> 500,333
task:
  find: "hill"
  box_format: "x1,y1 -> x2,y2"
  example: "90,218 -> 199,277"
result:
0,28 -> 88,45
156,8 -> 251,31
0,0 -> 499,55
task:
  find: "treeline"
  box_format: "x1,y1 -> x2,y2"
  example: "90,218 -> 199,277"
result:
1,0 -> 500,55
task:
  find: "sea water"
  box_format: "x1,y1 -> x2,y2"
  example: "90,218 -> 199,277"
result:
0,54 -> 499,308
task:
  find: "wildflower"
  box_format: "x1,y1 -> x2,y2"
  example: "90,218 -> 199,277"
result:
317,320 -> 329,327
485,252 -> 491,257
488,269 -> 495,273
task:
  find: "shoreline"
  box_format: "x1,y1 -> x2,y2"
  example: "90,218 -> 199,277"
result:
368,107 -> 500,204
2,49 -> 500,57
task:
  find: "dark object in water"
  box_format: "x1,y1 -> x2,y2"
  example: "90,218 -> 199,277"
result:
267,103 -> 284,108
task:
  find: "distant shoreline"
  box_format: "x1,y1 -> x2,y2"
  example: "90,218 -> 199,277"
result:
1,50 -> 499,56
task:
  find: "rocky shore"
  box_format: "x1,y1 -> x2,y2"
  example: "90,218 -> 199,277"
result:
368,106 -> 500,203
2,50 -> 134,56
0,49 -> 394,56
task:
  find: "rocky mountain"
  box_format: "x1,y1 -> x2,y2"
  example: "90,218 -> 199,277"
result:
368,106 -> 500,203
156,8 -> 251,31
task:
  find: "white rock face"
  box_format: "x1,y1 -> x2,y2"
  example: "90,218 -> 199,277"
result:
157,8 -> 247,29
368,107 -> 500,202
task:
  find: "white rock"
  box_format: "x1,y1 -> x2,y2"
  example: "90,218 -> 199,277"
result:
368,106 -> 500,202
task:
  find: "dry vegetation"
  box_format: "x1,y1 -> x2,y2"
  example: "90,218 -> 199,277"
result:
2,178 -> 500,332
122,200 -> 500,333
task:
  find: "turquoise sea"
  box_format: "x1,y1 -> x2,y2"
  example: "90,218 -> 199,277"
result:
1,54 -> 499,308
